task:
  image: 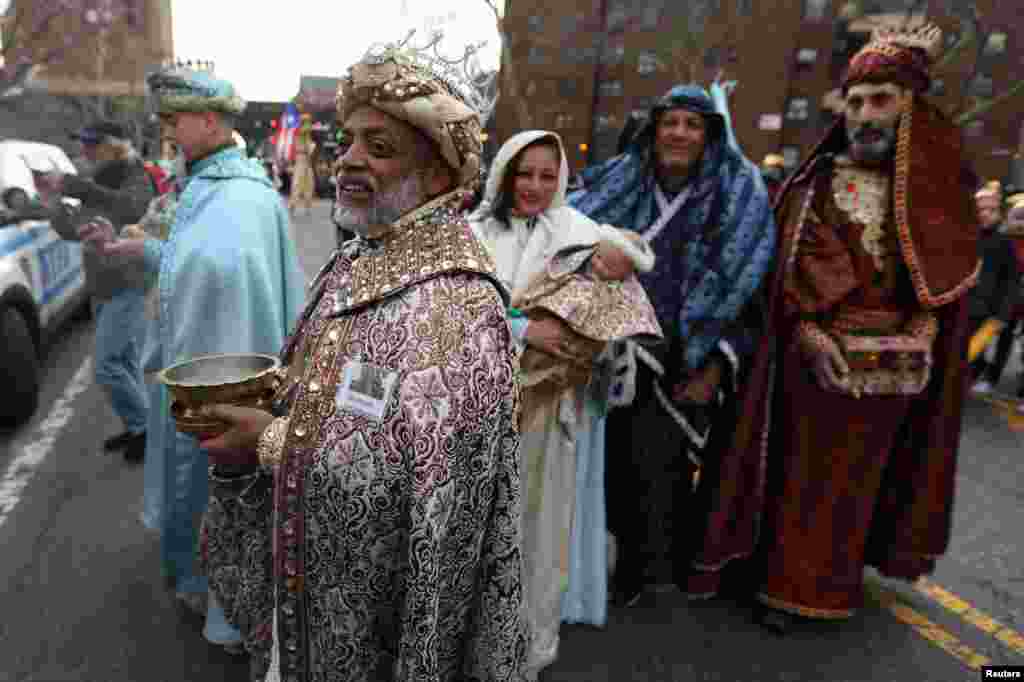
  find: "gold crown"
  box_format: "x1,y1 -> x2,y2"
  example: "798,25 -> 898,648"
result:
762,154 -> 785,168
1008,193 -> 1024,209
866,23 -> 943,61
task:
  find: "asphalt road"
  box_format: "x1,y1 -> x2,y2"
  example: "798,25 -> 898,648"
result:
0,200 -> 1021,682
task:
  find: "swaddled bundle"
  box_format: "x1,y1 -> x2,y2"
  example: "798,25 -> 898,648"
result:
513,236 -> 663,389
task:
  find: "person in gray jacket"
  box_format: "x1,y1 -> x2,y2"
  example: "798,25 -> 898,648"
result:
41,120 -> 155,461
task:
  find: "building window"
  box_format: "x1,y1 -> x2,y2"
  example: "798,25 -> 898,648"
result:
607,1 -> 630,31
637,51 -> 660,76
528,15 -> 543,31
560,13 -> 580,34
737,0 -> 753,16
528,46 -> 549,66
983,32 -> 1008,57
782,146 -> 801,168
786,97 -> 811,122
555,113 -> 575,129
866,0 -> 920,10
601,43 -> 626,65
704,46 -> 723,71
640,3 -> 663,29
591,128 -> 620,162
558,79 -> 580,98
795,48 -> 818,67
968,74 -> 994,99
634,96 -> 658,111
804,0 -> 827,21
819,108 -> 838,130
929,79 -> 946,96
567,45 -> 599,64
594,114 -> 617,132
599,80 -> 624,97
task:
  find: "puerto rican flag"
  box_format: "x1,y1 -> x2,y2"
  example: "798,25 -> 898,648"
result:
274,103 -> 301,164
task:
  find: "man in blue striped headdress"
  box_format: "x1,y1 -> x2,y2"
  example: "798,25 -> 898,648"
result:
569,83 -> 776,606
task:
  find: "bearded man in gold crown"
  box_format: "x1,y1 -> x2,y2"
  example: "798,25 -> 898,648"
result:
192,41 -> 530,681
732,24 -> 980,632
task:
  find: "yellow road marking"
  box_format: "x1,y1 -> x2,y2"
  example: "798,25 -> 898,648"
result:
974,393 -> 1024,430
866,580 -> 992,669
915,578 -> 1024,657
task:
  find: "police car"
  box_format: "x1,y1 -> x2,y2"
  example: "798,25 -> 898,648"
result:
0,141 -> 89,426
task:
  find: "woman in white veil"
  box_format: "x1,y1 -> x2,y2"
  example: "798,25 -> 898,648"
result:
471,130 -> 654,674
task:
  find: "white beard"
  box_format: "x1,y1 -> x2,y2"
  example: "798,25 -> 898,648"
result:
334,172 -> 425,238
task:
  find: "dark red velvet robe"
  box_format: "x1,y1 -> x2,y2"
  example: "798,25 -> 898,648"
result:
712,101 -> 978,616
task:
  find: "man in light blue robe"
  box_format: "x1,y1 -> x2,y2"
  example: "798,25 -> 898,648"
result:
81,66 -> 306,653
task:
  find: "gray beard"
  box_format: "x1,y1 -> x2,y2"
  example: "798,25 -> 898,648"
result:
847,124 -> 897,164
333,172 -> 425,238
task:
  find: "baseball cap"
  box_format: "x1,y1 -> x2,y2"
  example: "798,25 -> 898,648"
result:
70,119 -> 130,144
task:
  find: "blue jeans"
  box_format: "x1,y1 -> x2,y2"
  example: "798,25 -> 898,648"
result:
93,289 -> 148,433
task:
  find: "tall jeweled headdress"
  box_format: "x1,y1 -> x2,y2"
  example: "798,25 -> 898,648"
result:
337,31 -> 491,189
844,23 -> 943,93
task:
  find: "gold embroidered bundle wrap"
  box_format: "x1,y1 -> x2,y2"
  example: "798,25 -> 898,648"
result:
512,246 -> 664,389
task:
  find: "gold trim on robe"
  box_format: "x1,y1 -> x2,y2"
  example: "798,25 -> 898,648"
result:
337,190 -> 503,312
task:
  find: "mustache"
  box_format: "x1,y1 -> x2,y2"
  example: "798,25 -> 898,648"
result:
336,175 -> 374,191
850,124 -> 894,142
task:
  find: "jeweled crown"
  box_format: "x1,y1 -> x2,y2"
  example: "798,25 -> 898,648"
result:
356,30 -> 495,120
865,23 -> 943,61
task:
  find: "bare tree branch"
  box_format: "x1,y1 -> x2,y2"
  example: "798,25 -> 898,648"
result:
955,79 -> 1024,126
481,0 -> 502,21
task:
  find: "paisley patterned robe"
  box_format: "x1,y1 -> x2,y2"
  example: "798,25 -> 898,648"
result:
202,192 -> 531,681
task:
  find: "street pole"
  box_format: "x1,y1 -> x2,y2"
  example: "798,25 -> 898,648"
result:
586,0 -> 609,167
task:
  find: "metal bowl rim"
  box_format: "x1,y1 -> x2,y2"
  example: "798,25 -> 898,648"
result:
158,352 -> 282,388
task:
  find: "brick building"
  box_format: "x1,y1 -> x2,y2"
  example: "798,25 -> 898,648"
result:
0,0 -> 173,153
494,0 -> 1023,181
30,0 -> 174,98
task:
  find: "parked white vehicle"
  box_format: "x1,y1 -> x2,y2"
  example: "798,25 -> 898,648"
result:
0,141 -> 89,426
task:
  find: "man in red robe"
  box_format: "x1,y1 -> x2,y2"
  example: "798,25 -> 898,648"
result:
741,24 -> 979,632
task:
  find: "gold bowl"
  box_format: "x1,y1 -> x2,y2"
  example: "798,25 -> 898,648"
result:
158,353 -> 283,438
